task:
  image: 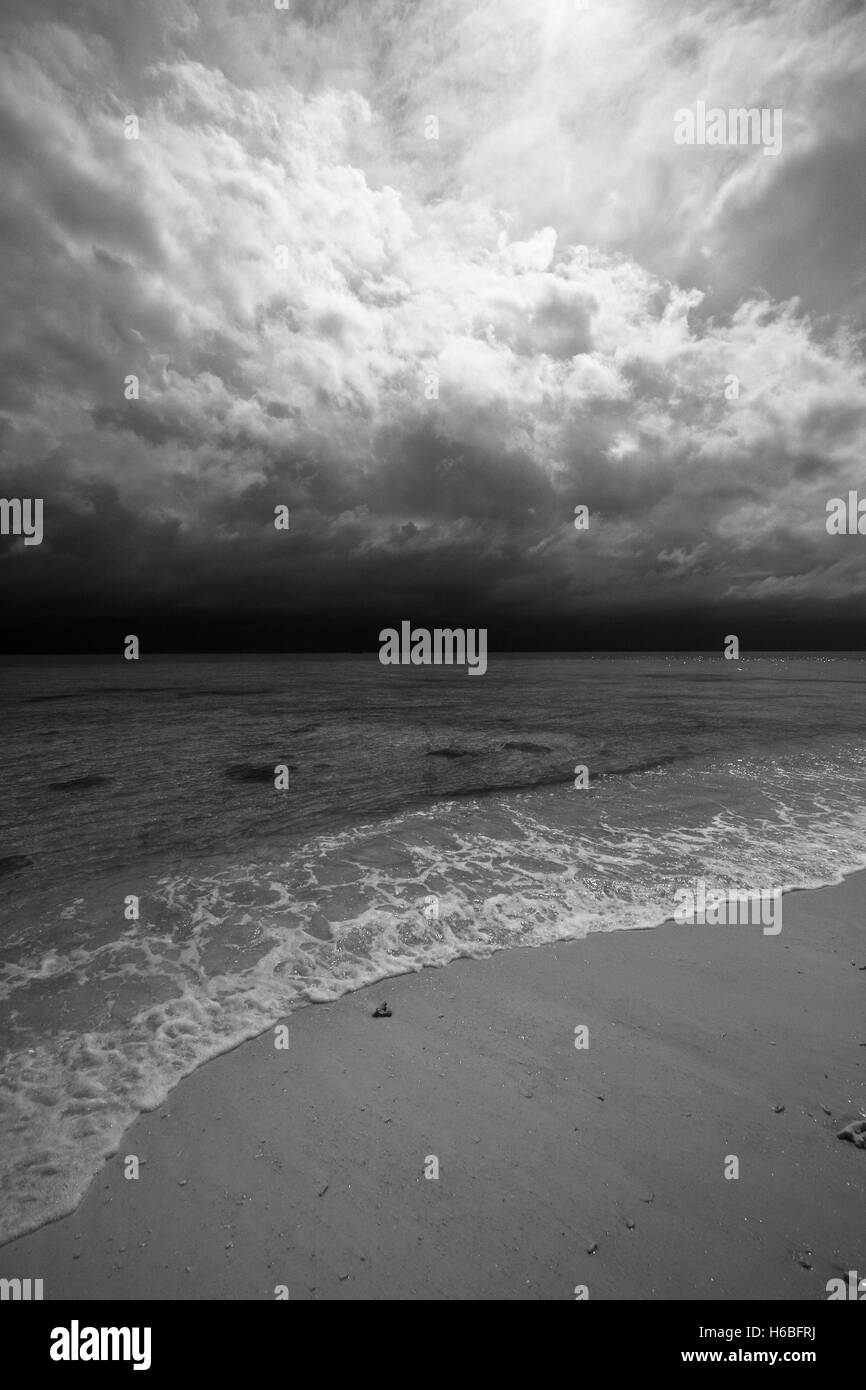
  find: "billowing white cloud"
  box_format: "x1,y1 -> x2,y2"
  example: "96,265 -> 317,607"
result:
0,0 -> 864,635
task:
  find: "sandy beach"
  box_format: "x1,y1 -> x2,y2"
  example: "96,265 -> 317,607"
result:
2,871 -> 864,1301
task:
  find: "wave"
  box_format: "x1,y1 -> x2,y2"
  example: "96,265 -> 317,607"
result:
223,763 -> 297,783
48,775 -> 113,792
502,741 -> 554,753
2,745 -> 866,1247
426,747 -> 483,758
22,685 -> 281,705
0,854 -> 33,877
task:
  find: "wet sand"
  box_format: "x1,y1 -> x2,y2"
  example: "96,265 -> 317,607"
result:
1,872 -> 864,1300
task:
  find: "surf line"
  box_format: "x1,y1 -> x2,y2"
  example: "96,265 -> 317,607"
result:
378,622 -> 487,676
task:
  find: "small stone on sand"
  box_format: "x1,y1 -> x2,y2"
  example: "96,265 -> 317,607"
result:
837,1119 -> 866,1148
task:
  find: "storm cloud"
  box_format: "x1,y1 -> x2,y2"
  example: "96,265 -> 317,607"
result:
1,0 -> 865,649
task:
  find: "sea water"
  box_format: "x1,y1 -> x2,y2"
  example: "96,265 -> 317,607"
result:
1,652 -> 865,1243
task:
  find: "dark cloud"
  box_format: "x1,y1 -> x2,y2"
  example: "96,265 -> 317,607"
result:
0,0 -> 864,650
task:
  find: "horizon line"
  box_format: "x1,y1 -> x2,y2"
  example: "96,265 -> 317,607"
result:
2,649 -> 865,659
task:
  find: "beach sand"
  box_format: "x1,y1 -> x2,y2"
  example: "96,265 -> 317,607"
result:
2,873 -> 864,1300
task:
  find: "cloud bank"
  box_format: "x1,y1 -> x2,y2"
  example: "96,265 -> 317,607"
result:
1,0 -> 865,646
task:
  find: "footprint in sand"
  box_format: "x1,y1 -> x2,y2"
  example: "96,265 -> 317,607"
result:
837,1119 -> 866,1148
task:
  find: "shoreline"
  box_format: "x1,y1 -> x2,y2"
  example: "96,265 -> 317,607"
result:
1,869 -> 864,1299
1,861 -> 862,1253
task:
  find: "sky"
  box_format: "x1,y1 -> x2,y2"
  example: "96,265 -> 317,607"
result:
1,0 -> 865,651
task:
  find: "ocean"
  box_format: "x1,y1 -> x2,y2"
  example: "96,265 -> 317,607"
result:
1,652 -> 865,1244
